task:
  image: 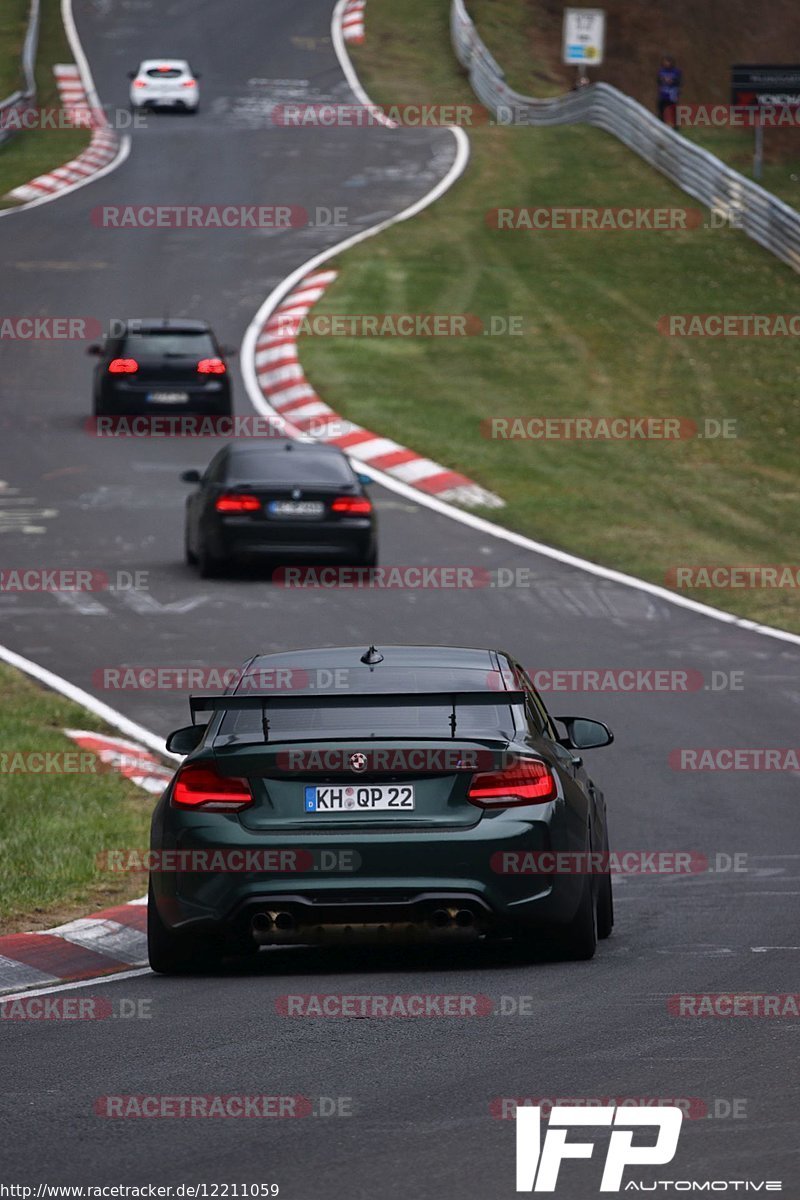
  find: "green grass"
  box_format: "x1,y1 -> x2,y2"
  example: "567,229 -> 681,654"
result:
459,0 -> 800,210
0,0 -> 29,99
297,0 -> 800,633
680,125 -> 800,212
0,0 -> 91,206
0,664 -> 156,934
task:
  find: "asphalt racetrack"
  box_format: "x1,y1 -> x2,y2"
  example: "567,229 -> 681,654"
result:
0,2 -> 799,1196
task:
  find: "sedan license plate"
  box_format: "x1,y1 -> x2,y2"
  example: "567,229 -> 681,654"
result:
269,500 -> 325,518
304,785 -> 415,813
148,391 -> 189,404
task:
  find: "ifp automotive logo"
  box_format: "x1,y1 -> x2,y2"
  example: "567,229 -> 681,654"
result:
516,1105 -> 683,1191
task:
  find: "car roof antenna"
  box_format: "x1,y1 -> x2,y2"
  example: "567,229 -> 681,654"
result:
360,645 -> 384,665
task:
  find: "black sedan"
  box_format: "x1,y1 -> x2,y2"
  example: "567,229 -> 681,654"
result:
149,643 -> 614,973
182,440 -> 377,576
88,318 -> 233,417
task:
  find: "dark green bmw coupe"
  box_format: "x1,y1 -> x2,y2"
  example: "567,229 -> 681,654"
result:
148,644 -> 615,972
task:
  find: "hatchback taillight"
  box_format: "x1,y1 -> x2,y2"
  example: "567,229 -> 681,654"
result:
215,493 -> 261,513
467,759 -> 557,808
108,358 -> 138,374
331,496 -> 372,515
172,764 -> 252,812
197,358 -> 226,374
133,80 -> 147,88
181,79 -> 197,88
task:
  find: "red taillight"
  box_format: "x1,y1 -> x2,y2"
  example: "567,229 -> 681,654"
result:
181,79 -> 197,88
172,764 -> 252,812
133,80 -> 147,88
215,493 -> 261,513
331,495 -> 372,515
108,358 -> 138,374
467,759 -> 557,808
197,357 -> 226,374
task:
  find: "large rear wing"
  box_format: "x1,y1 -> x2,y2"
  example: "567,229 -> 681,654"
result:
189,690 -> 525,742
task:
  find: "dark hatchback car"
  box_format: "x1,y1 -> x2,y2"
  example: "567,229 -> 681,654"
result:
182,440 -> 377,576
88,319 -> 233,416
148,644 -> 614,973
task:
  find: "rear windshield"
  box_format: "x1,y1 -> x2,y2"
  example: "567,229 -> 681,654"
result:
219,700 -> 517,742
219,672 -> 520,744
145,68 -> 184,78
227,451 -> 355,486
120,331 -> 216,357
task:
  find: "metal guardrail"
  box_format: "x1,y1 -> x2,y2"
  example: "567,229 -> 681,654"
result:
0,0 -> 41,147
451,0 -> 800,273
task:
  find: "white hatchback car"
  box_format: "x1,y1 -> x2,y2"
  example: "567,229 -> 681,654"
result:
129,59 -> 200,112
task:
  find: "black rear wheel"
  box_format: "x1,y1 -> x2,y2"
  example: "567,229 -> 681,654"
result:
147,884 -> 222,974
597,871 -> 614,939
197,539 -> 227,579
559,875 -> 598,960
184,525 -> 197,566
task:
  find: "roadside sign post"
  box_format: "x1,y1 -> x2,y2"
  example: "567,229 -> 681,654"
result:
730,64 -> 800,182
754,123 -> 763,180
562,8 -> 605,86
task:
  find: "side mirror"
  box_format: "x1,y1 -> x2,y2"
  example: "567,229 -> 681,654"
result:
181,469 -> 201,484
356,473 -> 372,487
86,344 -> 103,356
127,71 -> 136,79
165,724 -> 207,754
194,72 -> 202,80
556,717 -> 614,751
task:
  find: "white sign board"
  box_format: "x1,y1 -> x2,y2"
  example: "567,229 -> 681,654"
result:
562,8 -> 605,66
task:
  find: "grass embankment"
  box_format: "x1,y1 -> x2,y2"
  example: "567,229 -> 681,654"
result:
472,0 -> 800,208
298,0 -> 800,632
0,0 -> 92,206
0,664 -> 156,934
0,0 -> 29,99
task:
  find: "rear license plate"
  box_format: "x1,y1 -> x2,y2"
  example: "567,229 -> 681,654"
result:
269,500 -> 325,518
304,785 -> 415,812
148,391 -> 189,403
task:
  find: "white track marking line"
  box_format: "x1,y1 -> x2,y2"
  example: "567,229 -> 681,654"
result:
0,967 -> 152,1003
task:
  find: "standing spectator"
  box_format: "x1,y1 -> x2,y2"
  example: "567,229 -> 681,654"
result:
657,56 -> 682,124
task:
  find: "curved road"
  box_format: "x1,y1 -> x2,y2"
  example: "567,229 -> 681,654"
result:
1,2 -> 799,1195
